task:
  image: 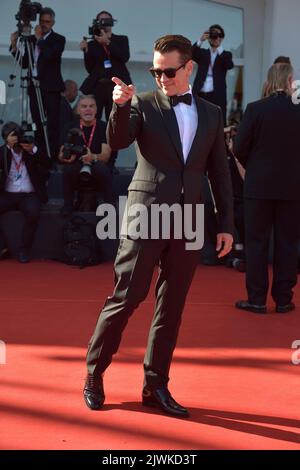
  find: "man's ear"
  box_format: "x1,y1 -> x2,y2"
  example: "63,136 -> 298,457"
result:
186,59 -> 193,76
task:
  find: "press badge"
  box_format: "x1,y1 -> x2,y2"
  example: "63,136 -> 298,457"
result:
104,59 -> 112,69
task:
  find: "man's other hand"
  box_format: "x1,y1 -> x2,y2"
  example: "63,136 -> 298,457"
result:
216,233 -> 233,258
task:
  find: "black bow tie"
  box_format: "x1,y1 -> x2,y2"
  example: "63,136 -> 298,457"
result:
170,94 -> 192,107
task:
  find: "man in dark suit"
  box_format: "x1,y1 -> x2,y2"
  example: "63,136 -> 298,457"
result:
192,24 -> 234,124
10,8 -> 66,159
0,122 -> 50,262
83,35 -> 234,417
234,63 -> 300,314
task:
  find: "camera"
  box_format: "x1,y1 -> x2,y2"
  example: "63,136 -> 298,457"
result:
63,128 -> 87,160
88,17 -> 115,36
209,28 -> 223,40
15,0 -> 43,35
63,128 -> 93,186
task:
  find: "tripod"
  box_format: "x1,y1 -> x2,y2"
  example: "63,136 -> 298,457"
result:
1,31 -> 51,159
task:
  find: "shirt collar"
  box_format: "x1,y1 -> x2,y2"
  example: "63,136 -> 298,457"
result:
178,85 -> 192,96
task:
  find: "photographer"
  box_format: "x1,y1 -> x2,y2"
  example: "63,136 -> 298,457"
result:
58,95 -> 113,216
0,122 -> 51,262
192,24 -> 234,124
10,6 -> 66,159
79,10 -> 131,122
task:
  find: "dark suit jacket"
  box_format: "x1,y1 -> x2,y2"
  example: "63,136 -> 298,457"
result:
80,34 -> 131,94
107,89 -> 234,234
192,45 -> 234,105
0,145 -> 51,203
233,92 -> 300,200
12,31 -> 65,92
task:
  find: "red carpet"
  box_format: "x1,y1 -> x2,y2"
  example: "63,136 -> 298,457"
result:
1,260 -> 300,449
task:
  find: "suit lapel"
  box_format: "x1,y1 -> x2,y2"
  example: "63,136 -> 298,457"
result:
185,94 -> 208,165
154,89 -> 184,163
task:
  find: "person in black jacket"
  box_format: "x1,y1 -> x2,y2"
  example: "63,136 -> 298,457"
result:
80,10 -> 131,121
10,8 -> 66,159
80,11 -> 131,169
0,122 -> 51,263
58,95 -> 113,216
234,63 -> 300,314
192,24 -> 234,124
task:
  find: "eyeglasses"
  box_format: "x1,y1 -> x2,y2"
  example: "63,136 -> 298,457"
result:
149,62 -> 187,79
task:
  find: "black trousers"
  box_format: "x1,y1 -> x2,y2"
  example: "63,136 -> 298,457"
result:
93,79 -> 118,168
62,160 -> 115,207
29,84 -> 61,159
198,91 -> 227,125
244,198 -> 300,306
86,236 -> 200,389
0,192 -> 41,252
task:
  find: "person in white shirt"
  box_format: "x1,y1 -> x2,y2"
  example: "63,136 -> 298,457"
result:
0,122 -> 50,262
192,24 -> 234,125
83,34 -> 234,418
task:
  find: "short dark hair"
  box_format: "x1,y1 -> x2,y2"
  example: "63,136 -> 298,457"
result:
40,7 -> 55,19
209,24 -> 225,38
97,10 -> 113,19
154,35 -> 192,63
1,121 -> 22,141
273,56 -> 291,65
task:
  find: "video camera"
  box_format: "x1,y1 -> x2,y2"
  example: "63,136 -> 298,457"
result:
88,17 -> 116,36
63,128 -> 87,160
209,27 -> 224,40
63,128 -> 93,185
15,0 -> 43,36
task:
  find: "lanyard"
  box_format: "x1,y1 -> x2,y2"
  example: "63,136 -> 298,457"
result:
103,44 -> 110,57
80,120 -> 96,149
12,154 -> 23,174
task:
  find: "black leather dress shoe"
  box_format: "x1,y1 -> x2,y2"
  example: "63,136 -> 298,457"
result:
0,248 -> 11,260
142,387 -> 189,418
18,251 -> 30,263
276,302 -> 295,313
235,300 -> 267,314
83,374 -> 105,410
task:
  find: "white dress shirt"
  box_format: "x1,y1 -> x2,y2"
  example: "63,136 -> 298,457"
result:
172,86 -> 198,163
196,45 -> 224,93
5,147 -> 35,193
33,30 -> 52,77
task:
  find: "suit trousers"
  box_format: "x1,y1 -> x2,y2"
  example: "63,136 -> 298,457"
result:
0,192 -> 41,252
86,236 -> 200,389
198,91 -> 227,125
29,85 -> 61,159
244,198 -> 300,305
94,79 -> 118,168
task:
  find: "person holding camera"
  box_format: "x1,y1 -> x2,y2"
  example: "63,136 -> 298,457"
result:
79,10 -> 131,170
192,24 -> 234,124
58,95 -> 113,216
10,7 -> 66,159
0,122 -> 51,262
79,10 -> 131,121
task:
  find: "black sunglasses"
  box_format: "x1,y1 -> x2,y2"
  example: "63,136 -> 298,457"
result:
149,62 -> 187,79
